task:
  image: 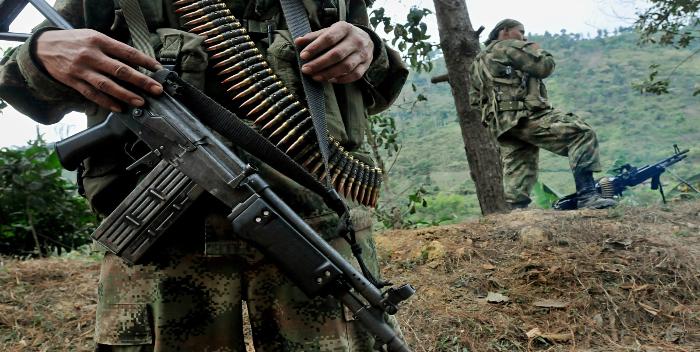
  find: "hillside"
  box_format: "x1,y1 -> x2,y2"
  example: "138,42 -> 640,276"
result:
2,200 -> 699,351
378,31 -> 700,225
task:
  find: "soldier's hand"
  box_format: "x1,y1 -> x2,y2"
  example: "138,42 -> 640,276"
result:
294,21 -> 374,84
35,29 -> 163,112
528,42 -> 541,50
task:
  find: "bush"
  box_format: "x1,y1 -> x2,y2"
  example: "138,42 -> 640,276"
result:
0,136 -> 96,256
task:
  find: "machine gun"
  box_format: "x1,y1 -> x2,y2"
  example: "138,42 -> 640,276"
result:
553,145 -> 691,210
55,70 -> 414,351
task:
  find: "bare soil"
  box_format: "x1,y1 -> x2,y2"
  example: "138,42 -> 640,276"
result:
1,202 -> 699,351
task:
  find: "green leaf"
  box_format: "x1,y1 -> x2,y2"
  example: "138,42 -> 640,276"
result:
532,181 -> 562,209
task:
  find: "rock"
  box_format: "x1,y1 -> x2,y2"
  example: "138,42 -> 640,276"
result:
519,226 -> 552,247
416,240 -> 446,262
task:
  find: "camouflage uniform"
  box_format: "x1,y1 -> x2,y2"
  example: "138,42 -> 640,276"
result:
470,39 -> 602,206
0,0 -> 408,350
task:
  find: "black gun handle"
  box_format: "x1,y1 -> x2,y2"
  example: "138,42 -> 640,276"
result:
54,113 -> 131,171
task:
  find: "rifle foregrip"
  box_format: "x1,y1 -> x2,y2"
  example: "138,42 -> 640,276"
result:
54,113 -> 131,171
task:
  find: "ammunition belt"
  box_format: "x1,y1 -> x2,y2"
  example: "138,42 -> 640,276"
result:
172,0 -> 382,207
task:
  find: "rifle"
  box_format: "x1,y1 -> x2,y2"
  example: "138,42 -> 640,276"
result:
55,70 -> 414,351
553,145 -> 690,210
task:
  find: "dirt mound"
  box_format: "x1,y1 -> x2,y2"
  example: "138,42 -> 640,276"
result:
1,202 -> 699,351
379,202 -> 700,351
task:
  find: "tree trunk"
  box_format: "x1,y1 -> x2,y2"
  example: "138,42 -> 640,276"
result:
433,0 -> 508,214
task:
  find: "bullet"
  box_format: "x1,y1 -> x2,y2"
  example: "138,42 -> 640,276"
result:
210,42 -> 256,60
173,0 -> 197,6
293,143 -> 317,162
175,0 -> 220,13
185,9 -> 231,26
371,169 -> 383,207
268,109 -> 307,137
241,85 -> 287,108
354,164 -> 368,203
217,53 -> 263,75
344,160 -> 360,199
190,16 -> 238,33
261,104 -> 304,130
207,34 -> 251,52
248,91 -> 293,116
252,95 -> 295,124
223,64 -> 270,85
205,27 -> 246,45
336,156 -> 354,195
350,162 -> 365,201
330,154 -> 350,186
285,128 -> 314,155
233,76 -> 278,101
200,21 -> 243,38
180,3 -> 227,19
318,144 -> 343,180
361,168 -> 375,206
277,117 -> 311,146
302,150 -> 321,168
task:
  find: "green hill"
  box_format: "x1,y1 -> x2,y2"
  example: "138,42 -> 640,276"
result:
377,30 -> 700,226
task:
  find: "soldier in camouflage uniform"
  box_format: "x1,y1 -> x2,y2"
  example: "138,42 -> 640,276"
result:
469,19 -> 616,210
0,0 -> 408,350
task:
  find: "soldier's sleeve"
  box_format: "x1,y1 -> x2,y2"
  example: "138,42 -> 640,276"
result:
0,0 -> 90,125
503,40 -> 555,79
347,0 -> 408,114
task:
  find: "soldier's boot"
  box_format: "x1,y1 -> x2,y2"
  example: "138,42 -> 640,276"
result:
574,170 -> 617,209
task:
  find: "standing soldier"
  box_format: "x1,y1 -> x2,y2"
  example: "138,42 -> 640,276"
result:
470,18 -> 616,210
0,0 -> 408,350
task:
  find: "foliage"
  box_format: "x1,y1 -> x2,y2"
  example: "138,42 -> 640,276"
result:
367,114 -> 400,157
531,181 -> 562,209
375,185 -> 430,229
636,0 -> 699,48
0,136 -> 96,256
369,6 -> 439,72
635,0 -> 700,95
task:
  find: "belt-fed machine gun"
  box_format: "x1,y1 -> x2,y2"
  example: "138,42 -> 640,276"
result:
554,145 -> 692,210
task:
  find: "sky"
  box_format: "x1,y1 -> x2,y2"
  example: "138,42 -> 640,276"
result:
0,0 -> 647,148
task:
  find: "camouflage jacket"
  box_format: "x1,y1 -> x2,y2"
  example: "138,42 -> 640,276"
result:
0,0 -> 408,222
469,39 -> 555,137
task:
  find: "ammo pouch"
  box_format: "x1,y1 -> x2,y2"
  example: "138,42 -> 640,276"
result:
155,28 -> 208,89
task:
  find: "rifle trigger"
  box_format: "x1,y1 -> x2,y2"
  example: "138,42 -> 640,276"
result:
126,148 -> 163,171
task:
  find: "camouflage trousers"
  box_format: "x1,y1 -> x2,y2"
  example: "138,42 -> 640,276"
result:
498,109 -> 602,205
94,208 -> 398,352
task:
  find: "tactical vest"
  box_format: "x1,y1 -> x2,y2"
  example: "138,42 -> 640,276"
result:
471,40 -> 551,126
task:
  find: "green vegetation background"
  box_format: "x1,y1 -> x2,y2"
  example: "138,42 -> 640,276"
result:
378,29 -> 700,226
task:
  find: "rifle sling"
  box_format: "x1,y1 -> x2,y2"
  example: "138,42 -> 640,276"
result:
163,72 -> 348,217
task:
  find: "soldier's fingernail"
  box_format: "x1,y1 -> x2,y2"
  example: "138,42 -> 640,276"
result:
328,78 -> 337,83
111,105 -> 123,113
154,64 -> 163,70
301,65 -> 311,74
150,84 -> 163,95
300,51 -> 309,60
130,98 -> 144,106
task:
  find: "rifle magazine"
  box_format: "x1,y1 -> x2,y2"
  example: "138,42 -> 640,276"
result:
92,160 -> 203,264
